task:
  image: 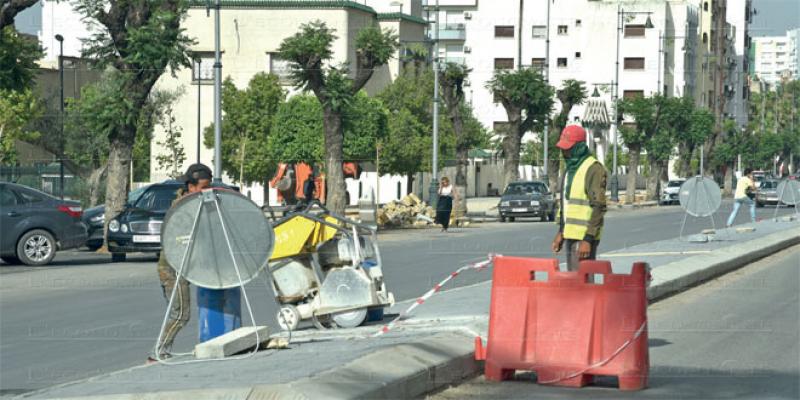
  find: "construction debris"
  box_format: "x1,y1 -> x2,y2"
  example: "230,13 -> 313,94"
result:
378,194 -> 436,227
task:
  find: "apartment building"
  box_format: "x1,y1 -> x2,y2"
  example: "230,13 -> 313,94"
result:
424,0 -> 701,169
13,1 -> 93,65
752,28 -> 800,89
149,1 -> 427,205
724,0 -> 753,128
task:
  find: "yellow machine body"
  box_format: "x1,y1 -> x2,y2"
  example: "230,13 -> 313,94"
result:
270,214 -> 340,260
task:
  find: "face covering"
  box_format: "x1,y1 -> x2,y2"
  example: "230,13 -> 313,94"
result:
564,142 -> 591,199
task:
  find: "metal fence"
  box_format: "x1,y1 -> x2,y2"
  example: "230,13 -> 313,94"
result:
0,164 -> 86,202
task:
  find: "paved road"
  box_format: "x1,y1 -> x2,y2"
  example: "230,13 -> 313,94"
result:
0,203 -> 795,395
429,246 -> 800,400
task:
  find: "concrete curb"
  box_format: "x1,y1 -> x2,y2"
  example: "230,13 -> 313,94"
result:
37,225 -> 800,400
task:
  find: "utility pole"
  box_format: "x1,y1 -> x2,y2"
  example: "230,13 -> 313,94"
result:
212,0 -> 222,183
56,34 -> 64,200
429,0 -> 440,208
543,0 -> 551,182
196,57 -> 202,163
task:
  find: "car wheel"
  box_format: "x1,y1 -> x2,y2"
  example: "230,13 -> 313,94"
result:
500,215 -> 506,223
509,217 -> 516,222
1,256 -> 21,265
540,213 -> 548,222
111,253 -> 127,262
16,229 -> 57,266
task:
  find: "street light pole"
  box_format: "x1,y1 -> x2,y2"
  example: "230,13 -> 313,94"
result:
196,57 -> 202,164
543,0 -> 551,182
56,34 -> 65,200
212,0 -> 222,183
610,4 -> 622,202
429,0 -> 440,208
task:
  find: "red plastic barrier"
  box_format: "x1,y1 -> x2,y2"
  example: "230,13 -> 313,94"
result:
477,257 -> 649,390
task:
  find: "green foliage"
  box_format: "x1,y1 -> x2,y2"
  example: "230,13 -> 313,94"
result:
486,68 -> 554,134
343,91 -> 388,161
0,88 -> 42,163
268,94 -> 324,165
380,108 -> 431,177
155,103 -> 186,178
521,140 -> 542,166
277,20 -> 336,88
0,26 -> 43,91
204,73 -> 286,185
553,79 -> 587,132
354,25 -> 399,69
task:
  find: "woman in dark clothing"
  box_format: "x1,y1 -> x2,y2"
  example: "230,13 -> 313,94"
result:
435,177 -> 456,232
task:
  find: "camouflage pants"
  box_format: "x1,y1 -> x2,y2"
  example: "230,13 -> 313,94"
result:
156,254 -> 190,355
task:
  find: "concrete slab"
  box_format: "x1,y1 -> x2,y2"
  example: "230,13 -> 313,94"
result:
194,326 -> 270,359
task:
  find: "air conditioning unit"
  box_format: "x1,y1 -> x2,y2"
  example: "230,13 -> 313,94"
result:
464,12 -> 472,20
464,45 -> 472,53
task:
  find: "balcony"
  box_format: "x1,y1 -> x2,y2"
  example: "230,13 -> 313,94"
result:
444,56 -> 466,65
435,23 -> 466,40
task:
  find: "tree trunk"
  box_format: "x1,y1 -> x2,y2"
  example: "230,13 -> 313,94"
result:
547,157 -> 560,193
501,124 -> 522,190
87,165 -> 107,207
406,175 -> 414,195
455,146 -> 469,219
323,107 -> 346,214
626,145 -> 641,204
262,180 -> 270,207
103,138 -> 133,244
646,160 -> 661,201
723,165 -> 733,197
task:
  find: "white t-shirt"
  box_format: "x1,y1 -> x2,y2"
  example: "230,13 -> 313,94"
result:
439,185 -> 453,196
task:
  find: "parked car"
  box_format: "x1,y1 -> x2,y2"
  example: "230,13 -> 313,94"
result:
0,182 -> 87,265
498,181 -> 555,222
82,185 -> 150,251
660,179 -> 685,205
756,179 -> 780,207
107,180 -> 238,262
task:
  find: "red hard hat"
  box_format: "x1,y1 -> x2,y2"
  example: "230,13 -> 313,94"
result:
556,125 -> 587,150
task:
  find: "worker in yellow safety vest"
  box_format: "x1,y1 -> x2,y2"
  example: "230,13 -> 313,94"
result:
551,125 -> 608,271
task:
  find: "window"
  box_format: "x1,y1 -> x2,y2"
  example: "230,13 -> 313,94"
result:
575,52 -> 581,59
557,57 -> 567,68
531,57 -> 546,71
268,53 -> 293,84
16,189 -> 44,204
623,90 -> 644,99
134,186 -> 179,212
495,25 -> 515,38
494,58 -> 514,70
575,19 -> 582,27
532,25 -> 546,38
624,25 -> 645,37
704,1 -> 708,11
702,33 -> 708,44
191,53 -> 215,82
557,25 -> 568,35
0,187 -> 17,207
624,57 -> 645,70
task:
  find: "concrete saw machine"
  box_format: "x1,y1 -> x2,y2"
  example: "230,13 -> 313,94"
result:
267,202 -> 394,330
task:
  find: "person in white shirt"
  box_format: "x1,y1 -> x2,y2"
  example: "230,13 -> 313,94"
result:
435,177 -> 456,232
726,168 -> 757,227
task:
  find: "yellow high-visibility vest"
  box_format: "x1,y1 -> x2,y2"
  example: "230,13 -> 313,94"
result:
558,156 -> 602,241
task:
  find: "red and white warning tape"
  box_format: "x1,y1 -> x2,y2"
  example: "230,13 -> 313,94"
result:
373,254 -> 499,337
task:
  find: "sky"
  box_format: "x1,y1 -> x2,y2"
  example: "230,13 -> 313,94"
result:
749,0 -> 800,37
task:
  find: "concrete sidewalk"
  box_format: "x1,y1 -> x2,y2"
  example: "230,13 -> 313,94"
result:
21,218 -> 800,400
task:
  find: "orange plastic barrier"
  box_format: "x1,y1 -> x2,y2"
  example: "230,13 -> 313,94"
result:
475,257 -> 650,390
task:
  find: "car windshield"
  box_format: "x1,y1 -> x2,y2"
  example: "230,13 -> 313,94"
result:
504,183 -> 547,195
760,181 -> 777,190
668,181 -> 684,188
132,186 -> 179,211
127,186 -> 149,205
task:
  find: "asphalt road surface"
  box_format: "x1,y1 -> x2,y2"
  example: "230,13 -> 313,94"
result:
429,245 -> 800,400
0,203 -> 796,395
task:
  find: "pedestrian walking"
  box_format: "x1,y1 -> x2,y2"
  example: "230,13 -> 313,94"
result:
150,163 -> 213,362
551,125 -> 608,271
726,168 -> 757,227
435,177 -> 456,232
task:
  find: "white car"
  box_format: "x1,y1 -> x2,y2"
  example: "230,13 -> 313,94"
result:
660,180 -> 685,205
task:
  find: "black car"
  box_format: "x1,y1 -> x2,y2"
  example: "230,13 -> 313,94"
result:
498,181 -> 556,222
0,182 -> 87,265
107,180 -> 238,262
82,185 -> 150,251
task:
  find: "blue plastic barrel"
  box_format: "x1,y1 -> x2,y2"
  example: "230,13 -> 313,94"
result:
197,287 -> 242,342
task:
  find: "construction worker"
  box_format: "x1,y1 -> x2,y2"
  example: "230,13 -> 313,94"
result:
150,163 -> 213,362
551,125 -> 608,271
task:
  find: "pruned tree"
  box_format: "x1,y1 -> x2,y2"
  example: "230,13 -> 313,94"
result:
548,79 -> 587,190
617,94 -> 667,203
278,21 -> 398,213
73,0 -> 193,239
487,68 -> 554,189
0,25 -> 43,91
439,62 -> 471,216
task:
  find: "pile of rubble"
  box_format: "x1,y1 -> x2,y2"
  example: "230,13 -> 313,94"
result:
377,194 -> 436,227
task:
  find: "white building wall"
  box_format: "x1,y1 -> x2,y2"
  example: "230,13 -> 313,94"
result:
725,0 -> 749,127
753,34 -> 794,87
14,0 -> 94,62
